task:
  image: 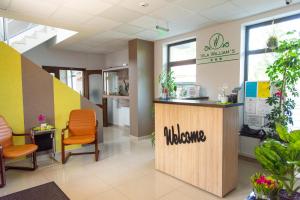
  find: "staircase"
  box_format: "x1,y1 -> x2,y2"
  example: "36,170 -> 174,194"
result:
0,17 -> 77,54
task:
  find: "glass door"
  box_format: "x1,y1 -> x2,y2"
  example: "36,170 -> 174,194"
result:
85,70 -> 102,104
85,70 -> 107,126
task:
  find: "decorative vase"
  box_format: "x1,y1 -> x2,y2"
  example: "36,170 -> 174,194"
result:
40,123 -> 47,131
247,191 -> 271,200
253,190 -> 270,200
256,193 -> 269,200
220,96 -> 228,103
161,88 -> 169,100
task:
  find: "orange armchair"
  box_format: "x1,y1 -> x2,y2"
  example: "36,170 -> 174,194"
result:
61,109 -> 99,164
0,115 -> 38,187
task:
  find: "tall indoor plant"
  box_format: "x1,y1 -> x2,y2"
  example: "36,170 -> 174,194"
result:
265,31 -> 300,136
255,123 -> 300,199
159,69 -> 177,99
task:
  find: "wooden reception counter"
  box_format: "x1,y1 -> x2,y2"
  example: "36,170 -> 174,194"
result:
154,99 -> 243,197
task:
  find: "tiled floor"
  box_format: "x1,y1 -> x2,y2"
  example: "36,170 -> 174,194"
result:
0,126 -> 262,200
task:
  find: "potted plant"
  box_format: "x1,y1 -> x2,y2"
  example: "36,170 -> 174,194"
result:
159,69 -> 177,99
37,114 -> 47,130
255,123 -> 300,200
250,172 -> 282,199
265,31 -> 300,137
267,36 -> 278,50
266,20 -> 279,50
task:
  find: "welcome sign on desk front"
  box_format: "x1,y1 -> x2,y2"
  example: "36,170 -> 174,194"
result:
164,124 -> 207,145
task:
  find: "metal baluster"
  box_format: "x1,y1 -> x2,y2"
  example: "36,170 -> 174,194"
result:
3,18 -> 8,44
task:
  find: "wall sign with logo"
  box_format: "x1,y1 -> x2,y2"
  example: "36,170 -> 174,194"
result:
198,33 -> 239,65
164,124 -> 207,145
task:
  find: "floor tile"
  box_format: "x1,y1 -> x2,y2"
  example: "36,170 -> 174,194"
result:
159,190 -> 193,200
58,176 -> 112,200
115,170 -> 184,200
85,188 -> 129,200
1,125 -> 293,200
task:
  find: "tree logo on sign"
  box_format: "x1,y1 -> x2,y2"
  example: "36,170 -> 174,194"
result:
205,33 -> 229,51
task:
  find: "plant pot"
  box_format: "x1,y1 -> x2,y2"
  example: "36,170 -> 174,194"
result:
161,88 -> 169,99
279,190 -> 300,200
247,191 -> 271,200
255,193 -> 269,200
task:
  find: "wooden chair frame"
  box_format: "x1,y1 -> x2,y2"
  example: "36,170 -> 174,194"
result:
61,121 -> 99,164
0,133 -> 37,188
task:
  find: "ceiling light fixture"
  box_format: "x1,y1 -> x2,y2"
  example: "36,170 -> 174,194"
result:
139,2 -> 149,7
156,25 -> 169,32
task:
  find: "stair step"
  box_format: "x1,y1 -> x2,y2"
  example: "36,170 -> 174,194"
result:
6,24 -> 76,53
25,35 -> 37,39
11,40 -> 26,45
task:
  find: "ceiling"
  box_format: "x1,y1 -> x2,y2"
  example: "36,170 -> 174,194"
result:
0,0 -> 299,54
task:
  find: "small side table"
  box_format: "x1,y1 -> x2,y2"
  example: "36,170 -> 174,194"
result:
31,128 -> 56,160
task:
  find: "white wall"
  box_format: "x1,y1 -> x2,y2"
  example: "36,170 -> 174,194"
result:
24,41 -> 105,69
104,48 -> 130,127
154,4 -> 300,100
104,48 -> 128,67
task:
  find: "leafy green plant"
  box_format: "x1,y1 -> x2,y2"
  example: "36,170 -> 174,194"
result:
265,31 -> 300,136
255,123 -> 300,197
159,69 -> 177,97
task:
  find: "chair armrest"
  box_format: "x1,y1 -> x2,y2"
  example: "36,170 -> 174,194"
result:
0,145 -> 3,159
61,125 -> 69,142
61,127 -> 68,134
12,133 -> 35,144
62,122 -> 69,135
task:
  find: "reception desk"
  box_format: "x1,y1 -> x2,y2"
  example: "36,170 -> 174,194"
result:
154,99 -> 243,197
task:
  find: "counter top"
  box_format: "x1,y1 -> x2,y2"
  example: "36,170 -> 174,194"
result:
154,98 -> 243,108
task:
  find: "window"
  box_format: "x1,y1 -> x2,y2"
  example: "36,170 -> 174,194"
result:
43,66 -> 84,95
245,13 -> 300,129
167,38 -> 196,83
59,70 -> 83,95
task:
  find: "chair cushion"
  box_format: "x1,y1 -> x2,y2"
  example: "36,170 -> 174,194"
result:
68,110 -> 96,136
3,144 -> 38,158
63,135 -> 95,145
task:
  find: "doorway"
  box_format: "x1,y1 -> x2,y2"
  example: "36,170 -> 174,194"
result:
85,70 -> 108,127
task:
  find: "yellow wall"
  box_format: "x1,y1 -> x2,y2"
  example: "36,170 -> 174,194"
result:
0,42 -> 25,145
53,78 -> 81,152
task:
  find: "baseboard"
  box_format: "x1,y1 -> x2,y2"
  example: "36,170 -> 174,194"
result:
239,154 -> 258,163
130,134 -> 151,141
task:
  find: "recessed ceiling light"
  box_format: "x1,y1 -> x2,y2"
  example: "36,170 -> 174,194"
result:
139,2 -> 149,7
